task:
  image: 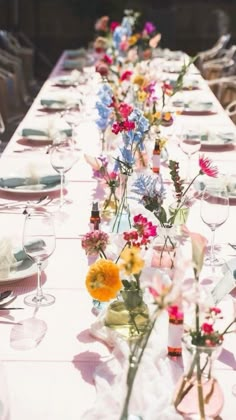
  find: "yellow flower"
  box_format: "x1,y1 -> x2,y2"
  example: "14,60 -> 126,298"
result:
119,246 -> 144,275
163,112 -> 171,121
85,259 -> 122,301
129,34 -> 140,46
153,111 -> 161,120
132,74 -> 145,87
159,137 -> 167,151
137,91 -> 147,102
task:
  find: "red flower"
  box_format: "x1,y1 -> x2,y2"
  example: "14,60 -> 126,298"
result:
201,322 -> 214,334
103,54 -> 113,65
168,305 -> 183,320
210,307 -> 221,314
199,155 -> 218,178
110,21 -> 120,32
162,82 -> 173,96
123,120 -> 135,131
120,70 -> 133,82
112,121 -> 122,134
118,103 -> 133,118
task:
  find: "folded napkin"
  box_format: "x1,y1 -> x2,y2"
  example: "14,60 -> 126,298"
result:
66,48 -> 87,58
22,127 -> 72,138
63,58 -> 86,70
0,174 -> 61,189
0,238 -> 45,278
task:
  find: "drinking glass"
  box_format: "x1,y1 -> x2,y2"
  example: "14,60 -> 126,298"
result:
50,137 -> 78,207
179,129 -> 201,181
23,210 -> 56,307
200,181 -> 229,269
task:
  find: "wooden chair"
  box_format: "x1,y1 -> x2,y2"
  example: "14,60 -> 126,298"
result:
226,100 -> 236,124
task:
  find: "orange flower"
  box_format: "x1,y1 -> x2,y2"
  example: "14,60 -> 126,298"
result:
85,259 -> 122,301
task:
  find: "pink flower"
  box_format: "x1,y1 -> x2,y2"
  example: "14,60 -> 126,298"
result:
81,231 -> 109,256
199,155 -> 218,178
95,61 -> 109,77
110,21 -> 120,32
210,307 -> 221,314
95,16 -> 109,32
201,322 -> 214,334
103,54 -> 113,65
120,39 -> 129,51
112,122 -> 122,134
119,103 -> 133,119
168,305 -> 183,320
109,171 -> 118,180
123,120 -> 135,131
120,70 -> 133,82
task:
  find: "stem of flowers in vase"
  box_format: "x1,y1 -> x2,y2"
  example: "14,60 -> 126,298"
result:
119,312 -> 159,420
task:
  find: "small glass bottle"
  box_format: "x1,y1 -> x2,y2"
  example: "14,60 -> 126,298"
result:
167,308 -> 184,357
152,139 -> 161,174
90,202 -> 101,230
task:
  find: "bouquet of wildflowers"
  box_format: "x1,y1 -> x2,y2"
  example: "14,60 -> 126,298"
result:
132,155 -> 218,226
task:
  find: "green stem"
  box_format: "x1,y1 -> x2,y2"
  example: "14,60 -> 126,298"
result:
196,351 -> 205,419
119,314 -> 158,419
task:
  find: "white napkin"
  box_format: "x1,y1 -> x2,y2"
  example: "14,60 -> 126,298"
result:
0,238 -> 16,277
82,310 -> 182,420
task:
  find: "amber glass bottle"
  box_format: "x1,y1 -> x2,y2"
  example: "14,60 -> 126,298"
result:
90,202 -> 101,230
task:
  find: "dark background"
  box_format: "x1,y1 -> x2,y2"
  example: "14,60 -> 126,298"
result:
0,0 -> 236,79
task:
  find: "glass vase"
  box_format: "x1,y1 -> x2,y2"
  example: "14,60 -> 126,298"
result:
152,224 -> 178,270
169,202 -> 190,226
174,334 -> 224,419
112,173 -> 132,233
102,184 -> 119,219
104,289 -> 149,340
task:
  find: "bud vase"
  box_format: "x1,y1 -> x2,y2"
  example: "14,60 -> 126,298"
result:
152,224 -> 178,270
102,184 -> 119,219
112,173 -> 132,233
173,334 -> 224,419
104,289 -> 149,340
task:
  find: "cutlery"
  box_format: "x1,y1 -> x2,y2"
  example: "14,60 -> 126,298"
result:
228,243 -> 236,250
0,290 -> 12,302
0,307 -> 24,310
22,195 -> 49,214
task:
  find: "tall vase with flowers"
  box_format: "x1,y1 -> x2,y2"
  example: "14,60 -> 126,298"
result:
110,99 -> 150,232
82,213 -> 157,339
173,229 -> 236,419
131,155 -> 218,268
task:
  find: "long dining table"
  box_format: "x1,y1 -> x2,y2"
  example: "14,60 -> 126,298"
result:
0,49 -> 236,420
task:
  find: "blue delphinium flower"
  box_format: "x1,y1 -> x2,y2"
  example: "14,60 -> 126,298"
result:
95,83 -> 113,132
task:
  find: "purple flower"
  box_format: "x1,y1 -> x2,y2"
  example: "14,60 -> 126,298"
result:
143,22 -> 156,35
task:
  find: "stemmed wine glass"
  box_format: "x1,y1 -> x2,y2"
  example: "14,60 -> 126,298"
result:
179,128 -> 201,182
50,137 -> 79,208
200,181 -> 229,270
23,210 -> 56,307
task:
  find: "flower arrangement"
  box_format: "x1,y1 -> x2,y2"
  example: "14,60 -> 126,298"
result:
173,229 -> 236,419
132,155 -> 218,226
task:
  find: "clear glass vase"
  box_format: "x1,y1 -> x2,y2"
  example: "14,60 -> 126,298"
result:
112,173 -> 132,233
169,202 -> 190,225
102,184 -> 119,219
152,224 -> 178,270
174,334 -> 224,419
104,289 -> 150,340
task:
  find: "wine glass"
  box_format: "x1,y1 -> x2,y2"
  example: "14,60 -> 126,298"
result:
200,181 -> 229,270
50,137 -> 78,208
23,210 -> 56,307
179,128 -> 201,182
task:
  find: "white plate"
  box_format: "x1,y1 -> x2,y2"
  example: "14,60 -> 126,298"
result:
194,176 -> 236,199
201,132 -> 236,147
0,258 -> 37,284
21,134 -> 52,143
0,181 -> 63,194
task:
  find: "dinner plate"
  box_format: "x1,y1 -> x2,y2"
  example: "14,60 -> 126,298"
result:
0,181 -> 63,194
0,258 -> 37,284
200,132 -> 236,147
194,176 -> 236,199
